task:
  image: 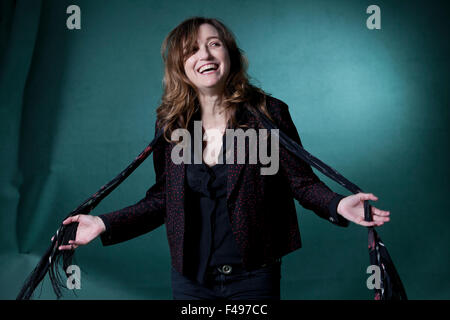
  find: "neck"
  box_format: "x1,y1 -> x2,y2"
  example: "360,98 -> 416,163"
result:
197,93 -> 229,128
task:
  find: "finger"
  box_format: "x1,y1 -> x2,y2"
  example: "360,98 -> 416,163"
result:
355,218 -> 378,227
68,240 -> 84,246
58,244 -> 77,250
360,217 -> 387,227
356,214 -> 387,226
62,216 -> 74,225
372,214 -> 390,223
359,193 -> 378,202
372,206 -> 390,217
62,215 -> 80,225
60,242 -> 79,250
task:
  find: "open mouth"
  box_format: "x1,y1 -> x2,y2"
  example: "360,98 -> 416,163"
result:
198,63 -> 219,75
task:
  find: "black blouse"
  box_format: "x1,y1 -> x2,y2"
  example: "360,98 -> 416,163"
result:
183,124 -> 243,284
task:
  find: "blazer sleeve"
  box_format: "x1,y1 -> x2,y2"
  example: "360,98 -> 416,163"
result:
98,121 -> 167,246
270,99 -> 350,227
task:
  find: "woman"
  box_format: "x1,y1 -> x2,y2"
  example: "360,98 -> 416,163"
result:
57,17 -> 390,300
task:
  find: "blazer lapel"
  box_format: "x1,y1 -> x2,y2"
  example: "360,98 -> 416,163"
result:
166,141 -> 186,221
226,104 -> 260,203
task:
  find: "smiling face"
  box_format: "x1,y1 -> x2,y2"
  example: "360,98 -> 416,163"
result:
183,23 -> 231,96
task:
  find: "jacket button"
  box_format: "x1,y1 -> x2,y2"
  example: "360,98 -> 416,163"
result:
220,265 -> 232,274
329,217 -> 335,222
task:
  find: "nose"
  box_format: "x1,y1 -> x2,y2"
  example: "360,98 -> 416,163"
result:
197,44 -> 213,59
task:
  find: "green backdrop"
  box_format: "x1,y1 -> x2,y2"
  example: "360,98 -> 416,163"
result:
1,0 -> 449,299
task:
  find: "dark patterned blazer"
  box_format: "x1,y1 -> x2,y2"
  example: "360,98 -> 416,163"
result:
99,95 -> 349,275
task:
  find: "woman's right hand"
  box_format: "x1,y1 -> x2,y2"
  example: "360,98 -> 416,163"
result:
52,215 -> 106,250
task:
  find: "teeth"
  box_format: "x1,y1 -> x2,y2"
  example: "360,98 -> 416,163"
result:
199,64 -> 218,73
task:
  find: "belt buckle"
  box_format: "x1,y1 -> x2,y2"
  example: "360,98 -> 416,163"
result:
218,264 -> 232,275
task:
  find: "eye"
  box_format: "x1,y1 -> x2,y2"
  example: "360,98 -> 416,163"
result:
210,41 -> 221,47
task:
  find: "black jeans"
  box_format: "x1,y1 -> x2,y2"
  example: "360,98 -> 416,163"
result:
170,260 -> 281,300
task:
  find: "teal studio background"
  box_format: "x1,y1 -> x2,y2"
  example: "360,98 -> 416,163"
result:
1,0 -> 449,299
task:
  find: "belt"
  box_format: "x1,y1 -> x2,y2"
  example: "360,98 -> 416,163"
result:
208,258 -> 281,275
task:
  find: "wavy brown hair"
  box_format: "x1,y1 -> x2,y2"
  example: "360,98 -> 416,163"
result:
156,16 -> 273,143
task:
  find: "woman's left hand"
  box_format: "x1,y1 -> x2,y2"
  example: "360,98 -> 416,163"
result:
337,193 -> 390,227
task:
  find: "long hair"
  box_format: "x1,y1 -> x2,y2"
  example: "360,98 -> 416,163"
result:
157,16 -> 273,143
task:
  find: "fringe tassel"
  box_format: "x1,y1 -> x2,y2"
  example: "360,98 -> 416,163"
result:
16,127 -> 163,299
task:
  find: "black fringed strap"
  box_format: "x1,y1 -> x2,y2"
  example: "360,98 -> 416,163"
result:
246,104 -> 407,300
16,128 -> 164,300
17,103 -> 407,300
